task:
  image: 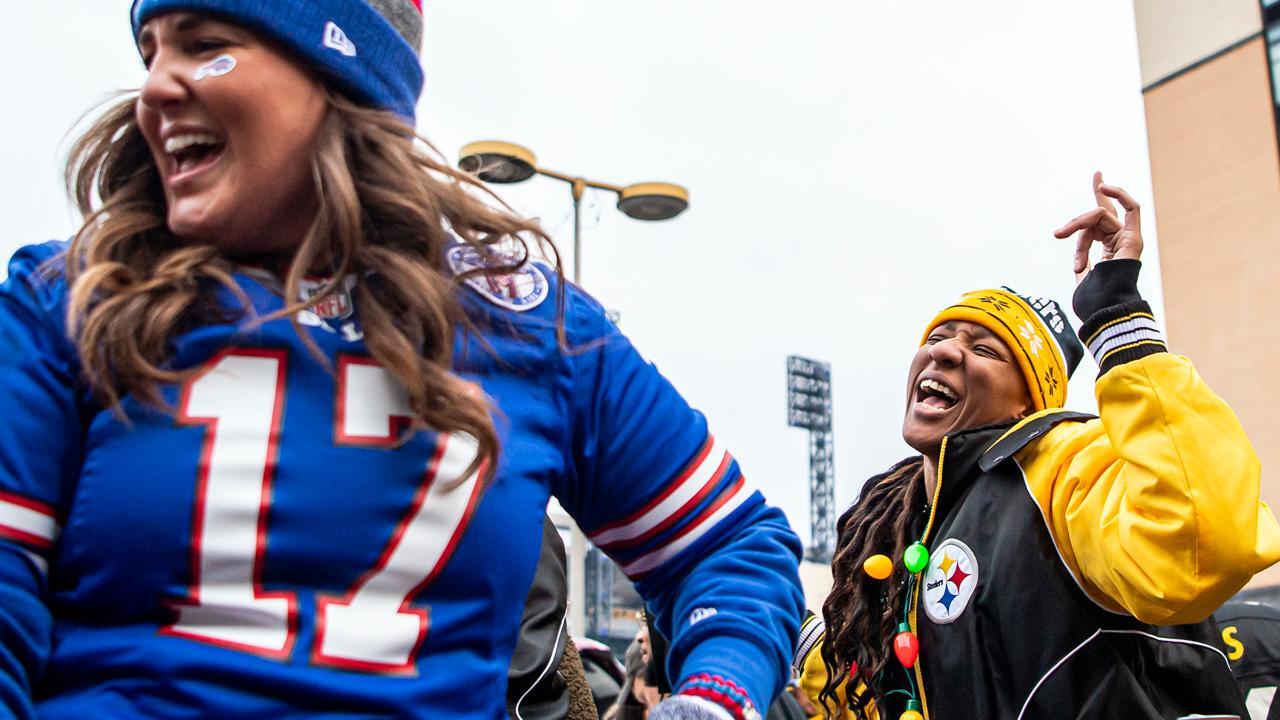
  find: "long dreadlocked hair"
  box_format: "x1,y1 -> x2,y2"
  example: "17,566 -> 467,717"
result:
818,457 -> 925,718
62,90 -> 564,484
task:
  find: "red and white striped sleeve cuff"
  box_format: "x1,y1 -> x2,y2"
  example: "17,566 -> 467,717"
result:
675,674 -> 762,720
0,491 -> 61,555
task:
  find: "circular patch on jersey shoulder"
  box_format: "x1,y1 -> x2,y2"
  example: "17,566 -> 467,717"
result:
446,245 -> 548,312
922,537 -> 980,624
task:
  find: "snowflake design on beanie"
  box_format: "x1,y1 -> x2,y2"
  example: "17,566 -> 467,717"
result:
979,296 -> 1012,313
1043,366 -> 1060,396
1019,320 -> 1044,357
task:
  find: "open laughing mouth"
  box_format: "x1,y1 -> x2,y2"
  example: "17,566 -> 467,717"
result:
164,132 -> 226,185
915,377 -> 959,415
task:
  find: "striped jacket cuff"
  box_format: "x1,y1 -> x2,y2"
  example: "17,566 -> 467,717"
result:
793,612 -> 825,671
0,491 -> 61,574
1078,300 -> 1167,375
676,674 -> 762,720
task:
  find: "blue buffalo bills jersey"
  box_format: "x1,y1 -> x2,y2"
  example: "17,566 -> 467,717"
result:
0,241 -> 803,719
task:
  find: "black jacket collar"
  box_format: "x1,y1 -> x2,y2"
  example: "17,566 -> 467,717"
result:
930,410 -> 1097,522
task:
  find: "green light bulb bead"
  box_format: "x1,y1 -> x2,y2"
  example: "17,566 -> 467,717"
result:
903,542 -> 929,573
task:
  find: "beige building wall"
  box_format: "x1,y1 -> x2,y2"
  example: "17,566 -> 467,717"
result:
1134,0 -> 1261,86
1135,8 -> 1280,586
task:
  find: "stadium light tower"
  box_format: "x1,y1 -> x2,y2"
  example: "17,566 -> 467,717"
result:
457,140 -> 688,284
786,356 -> 835,562
458,140 -> 689,640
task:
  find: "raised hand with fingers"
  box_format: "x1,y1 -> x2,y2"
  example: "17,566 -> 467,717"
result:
1053,171 -> 1144,283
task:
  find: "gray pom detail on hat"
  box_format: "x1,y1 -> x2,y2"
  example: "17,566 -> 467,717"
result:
366,0 -> 422,52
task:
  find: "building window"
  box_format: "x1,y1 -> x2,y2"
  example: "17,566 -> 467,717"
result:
1266,0 -> 1280,114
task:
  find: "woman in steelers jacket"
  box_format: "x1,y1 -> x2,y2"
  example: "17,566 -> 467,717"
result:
793,175 -> 1280,719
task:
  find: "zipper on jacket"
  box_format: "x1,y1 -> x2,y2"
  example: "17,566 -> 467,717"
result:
908,435 -> 948,719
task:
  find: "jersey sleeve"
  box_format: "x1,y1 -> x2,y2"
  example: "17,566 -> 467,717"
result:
0,242 -> 83,718
554,285 -> 804,718
1018,260 -> 1280,625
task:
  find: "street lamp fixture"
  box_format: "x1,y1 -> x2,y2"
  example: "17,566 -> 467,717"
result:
458,140 -> 688,283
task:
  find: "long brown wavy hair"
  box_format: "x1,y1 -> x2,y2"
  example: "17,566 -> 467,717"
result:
62,89 -> 560,478
818,457 -> 925,717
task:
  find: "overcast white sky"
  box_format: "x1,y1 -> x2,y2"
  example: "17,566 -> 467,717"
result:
3,2 -> 1161,547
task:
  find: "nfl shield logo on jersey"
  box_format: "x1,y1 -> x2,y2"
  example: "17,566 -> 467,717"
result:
299,276 -> 355,320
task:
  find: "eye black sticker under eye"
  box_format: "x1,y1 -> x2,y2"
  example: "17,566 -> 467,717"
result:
194,54 -> 237,81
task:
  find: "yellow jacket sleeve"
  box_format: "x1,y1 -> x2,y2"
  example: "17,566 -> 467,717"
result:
794,615 -> 864,720
1015,352 -> 1280,625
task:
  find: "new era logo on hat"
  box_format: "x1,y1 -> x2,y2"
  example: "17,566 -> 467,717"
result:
324,21 -> 358,56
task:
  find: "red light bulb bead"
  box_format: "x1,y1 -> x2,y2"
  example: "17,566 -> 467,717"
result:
893,622 -> 918,668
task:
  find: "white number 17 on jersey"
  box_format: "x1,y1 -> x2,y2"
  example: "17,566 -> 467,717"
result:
161,349 -> 485,674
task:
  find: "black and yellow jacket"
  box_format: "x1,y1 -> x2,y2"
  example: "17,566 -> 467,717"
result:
796,261 -> 1280,719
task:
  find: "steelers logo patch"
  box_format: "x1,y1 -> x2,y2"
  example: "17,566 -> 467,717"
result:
922,538 -> 979,624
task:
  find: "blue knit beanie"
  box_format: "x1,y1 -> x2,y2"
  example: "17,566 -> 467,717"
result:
130,0 -> 425,123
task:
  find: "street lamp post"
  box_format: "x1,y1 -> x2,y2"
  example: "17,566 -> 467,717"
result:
457,140 -> 688,640
458,140 -> 688,285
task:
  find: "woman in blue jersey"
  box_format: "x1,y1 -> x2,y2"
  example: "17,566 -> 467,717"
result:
0,2 -> 803,718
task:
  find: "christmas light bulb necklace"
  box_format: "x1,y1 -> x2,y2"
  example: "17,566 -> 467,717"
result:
862,441 -> 948,720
